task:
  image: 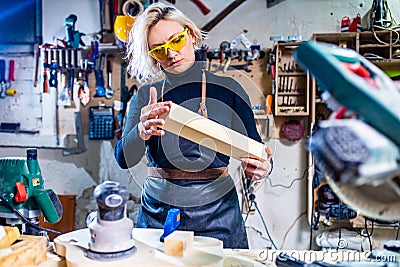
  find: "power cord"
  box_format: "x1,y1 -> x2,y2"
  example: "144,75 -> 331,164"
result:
0,195 -> 61,235
248,194 -> 278,250
265,165 -> 311,189
280,211 -> 307,250
396,222 -> 399,240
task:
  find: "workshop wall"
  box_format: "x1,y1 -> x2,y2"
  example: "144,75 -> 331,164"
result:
1,0 -> 399,250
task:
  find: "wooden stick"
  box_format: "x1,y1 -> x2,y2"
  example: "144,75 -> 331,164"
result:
201,0 -> 246,32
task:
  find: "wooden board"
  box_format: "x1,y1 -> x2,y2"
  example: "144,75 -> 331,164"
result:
53,228 -> 224,267
163,103 -> 268,161
0,235 -> 47,267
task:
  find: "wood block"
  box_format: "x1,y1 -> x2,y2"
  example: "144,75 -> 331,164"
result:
164,231 -> 194,257
163,103 -> 268,161
0,235 -> 47,267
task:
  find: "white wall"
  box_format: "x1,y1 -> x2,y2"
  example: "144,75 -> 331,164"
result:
1,0 -> 399,250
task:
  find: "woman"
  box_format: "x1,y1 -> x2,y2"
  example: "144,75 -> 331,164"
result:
114,2 -> 272,249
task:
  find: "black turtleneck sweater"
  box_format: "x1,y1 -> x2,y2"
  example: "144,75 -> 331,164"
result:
114,61 -> 262,170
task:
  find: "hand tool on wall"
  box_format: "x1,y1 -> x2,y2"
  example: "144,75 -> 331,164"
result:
64,14 -> 85,48
42,69 -> 49,93
67,69 -> 75,101
105,54 -> 114,99
201,0 -> 246,32
190,0 -> 210,15
94,53 -> 106,97
48,61 -> 61,89
99,0 -> 114,33
77,71 -> 90,106
2,60 -> 17,97
229,61 -> 253,72
58,71 -> 71,106
0,59 -> 10,98
33,44 -> 40,87
8,60 -> 15,83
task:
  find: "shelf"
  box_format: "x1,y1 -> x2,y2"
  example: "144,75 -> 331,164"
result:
254,114 -> 273,120
278,72 -> 306,76
309,31 -> 400,227
276,92 -> 305,96
359,44 -> 391,48
275,112 -> 308,116
273,41 -> 310,117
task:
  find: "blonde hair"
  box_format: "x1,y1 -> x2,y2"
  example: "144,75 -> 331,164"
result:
126,2 -> 205,84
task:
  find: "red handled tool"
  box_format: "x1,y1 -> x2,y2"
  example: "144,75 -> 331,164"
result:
0,59 -> 9,98
190,0 -> 210,15
105,54 -> 114,99
8,60 -> 15,82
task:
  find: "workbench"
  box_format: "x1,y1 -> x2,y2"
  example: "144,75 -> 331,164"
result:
36,228 -> 369,267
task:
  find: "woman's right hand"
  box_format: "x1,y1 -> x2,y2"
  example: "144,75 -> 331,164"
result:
138,86 -> 171,141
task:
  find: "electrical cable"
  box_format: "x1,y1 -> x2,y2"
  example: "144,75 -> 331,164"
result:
246,226 -> 273,244
337,202 -> 342,250
309,178 -> 317,250
251,198 -> 278,250
243,200 -> 253,224
364,218 -> 373,251
265,164 -> 311,189
0,196 -> 61,235
280,211 -> 307,250
396,222 -> 399,240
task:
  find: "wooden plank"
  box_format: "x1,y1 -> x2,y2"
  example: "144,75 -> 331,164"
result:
163,103 -> 268,161
0,235 -> 47,267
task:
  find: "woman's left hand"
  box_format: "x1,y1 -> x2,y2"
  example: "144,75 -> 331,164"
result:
241,146 -> 273,180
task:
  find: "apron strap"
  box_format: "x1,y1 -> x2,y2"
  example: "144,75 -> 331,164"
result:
198,70 -> 208,118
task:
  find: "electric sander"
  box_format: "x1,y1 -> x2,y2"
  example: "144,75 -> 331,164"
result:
86,181 -> 136,261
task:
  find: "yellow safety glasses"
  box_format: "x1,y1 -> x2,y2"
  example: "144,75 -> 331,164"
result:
148,27 -> 188,60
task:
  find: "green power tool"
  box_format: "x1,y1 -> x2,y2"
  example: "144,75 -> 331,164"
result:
0,148 -> 63,235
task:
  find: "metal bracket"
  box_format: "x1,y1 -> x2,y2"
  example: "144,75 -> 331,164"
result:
62,111 -> 86,156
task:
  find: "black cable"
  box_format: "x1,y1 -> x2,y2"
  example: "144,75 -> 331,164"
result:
396,222 -> 400,240
244,200 -> 253,224
337,202 -> 342,250
310,168 -> 321,250
0,196 -> 61,235
310,183 -> 316,250
345,216 -> 373,238
252,199 -> 278,250
266,165 -> 310,189
364,218 -> 373,251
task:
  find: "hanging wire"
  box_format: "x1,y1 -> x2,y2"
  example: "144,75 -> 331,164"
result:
0,195 -> 61,235
252,199 -> 278,250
